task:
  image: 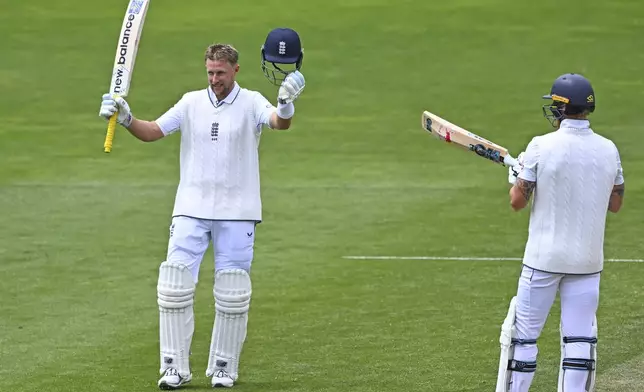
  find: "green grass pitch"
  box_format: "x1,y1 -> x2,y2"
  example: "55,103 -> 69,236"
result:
1,0 -> 643,391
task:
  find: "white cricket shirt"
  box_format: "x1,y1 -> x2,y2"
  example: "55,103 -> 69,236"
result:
519,119 -> 624,274
155,82 -> 276,221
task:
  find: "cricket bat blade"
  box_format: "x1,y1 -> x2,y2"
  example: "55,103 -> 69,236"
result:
103,0 -> 150,153
421,110 -> 517,167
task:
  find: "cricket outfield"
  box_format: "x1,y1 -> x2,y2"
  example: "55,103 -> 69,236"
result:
1,0 -> 643,391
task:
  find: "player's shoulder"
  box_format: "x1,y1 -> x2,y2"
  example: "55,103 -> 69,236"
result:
180,88 -> 208,101
524,133 -> 547,149
165,88 -> 208,107
237,85 -> 268,100
532,129 -> 571,146
235,86 -> 273,112
534,129 -> 558,140
588,127 -> 618,146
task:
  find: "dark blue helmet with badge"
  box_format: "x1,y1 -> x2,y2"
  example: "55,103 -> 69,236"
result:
542,73 -> 596,127
261,27 -> 303,85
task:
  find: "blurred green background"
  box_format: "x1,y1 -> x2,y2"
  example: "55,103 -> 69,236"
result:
1,0 -> 642,390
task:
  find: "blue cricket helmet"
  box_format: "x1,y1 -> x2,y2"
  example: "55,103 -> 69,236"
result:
542,73 -> 596,127
261,28 -> 303,85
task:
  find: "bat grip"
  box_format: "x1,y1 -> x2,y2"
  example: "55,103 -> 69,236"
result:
504,155 -> 519,167
104,112 -> 118,153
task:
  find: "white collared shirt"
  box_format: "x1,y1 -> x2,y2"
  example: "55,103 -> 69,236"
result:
154,82 -> 276,221
207,83 -> 239,108
518,119 -> 624,274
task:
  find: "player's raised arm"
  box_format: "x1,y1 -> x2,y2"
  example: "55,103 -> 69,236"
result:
99,94 -> 165,142
508,139 -> 538,211
270,71 -> 305,129
510,178 -> 535,211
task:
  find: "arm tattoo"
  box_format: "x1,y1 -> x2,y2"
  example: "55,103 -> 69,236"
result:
516,178 -> 536,201
613,183 -> 625,197
608,183 -> 625,211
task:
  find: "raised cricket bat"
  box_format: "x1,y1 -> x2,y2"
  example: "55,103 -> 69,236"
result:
421,111 -> 518,167
103,0 -> 151,153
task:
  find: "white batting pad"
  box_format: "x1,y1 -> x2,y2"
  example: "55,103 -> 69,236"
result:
496,296 -> 517,392
206,269 -> 252,381
157,261 -> 196,378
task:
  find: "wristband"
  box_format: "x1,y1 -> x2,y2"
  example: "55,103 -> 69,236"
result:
276,102 -> 294,119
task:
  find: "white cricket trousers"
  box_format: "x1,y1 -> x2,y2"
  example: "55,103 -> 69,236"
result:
166,216 -> 256,283
512,265 -> 600,392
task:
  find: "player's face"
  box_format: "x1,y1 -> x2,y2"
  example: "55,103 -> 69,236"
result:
206,59 -> 239,99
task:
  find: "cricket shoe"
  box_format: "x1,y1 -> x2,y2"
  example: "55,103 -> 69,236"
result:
211,368 -> 235,388
158,368 -> 192,390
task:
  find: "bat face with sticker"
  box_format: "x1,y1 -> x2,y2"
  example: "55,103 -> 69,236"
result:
421,110 -> 518,167
103,0 -> 150,153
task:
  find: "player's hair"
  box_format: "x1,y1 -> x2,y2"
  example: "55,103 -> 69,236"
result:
204,44 -> 239,65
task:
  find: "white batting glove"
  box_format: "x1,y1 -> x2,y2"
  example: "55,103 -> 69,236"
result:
278,71 -> 305,104
99,93 -> 133,127
508,152 -> 525,185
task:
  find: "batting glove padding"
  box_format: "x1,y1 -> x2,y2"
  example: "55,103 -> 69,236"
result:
508,152 -> 525,185
278,71 -> 305,104
99,93 -> 133,127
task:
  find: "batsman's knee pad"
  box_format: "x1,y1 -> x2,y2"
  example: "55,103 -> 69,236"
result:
495,296 -> 538,392
206,269 -> 252,380
157,261 -> 196,378
557,318 -> 597,392
214,269 -> 252,314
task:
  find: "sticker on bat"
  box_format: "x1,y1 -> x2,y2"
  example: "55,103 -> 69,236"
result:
129,0 -> 145,14
470,144 -> 502,162
425,118 -> 433,132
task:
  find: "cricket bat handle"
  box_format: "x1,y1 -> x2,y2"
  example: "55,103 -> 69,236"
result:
504,155 -> 518,168
104,112 -> 118,153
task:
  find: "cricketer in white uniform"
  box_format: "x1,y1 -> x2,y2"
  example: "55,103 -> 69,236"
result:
98,28 -> 307,390
495,73 -> 625,392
